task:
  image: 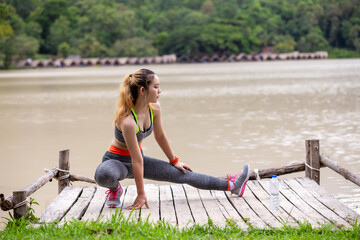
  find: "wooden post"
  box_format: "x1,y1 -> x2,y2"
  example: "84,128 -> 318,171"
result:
13,191 -> 27,219
305,139 -> 320,184
58,149 -> 70,194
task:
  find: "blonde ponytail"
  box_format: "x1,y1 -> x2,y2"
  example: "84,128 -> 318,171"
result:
114,69 -> 155,124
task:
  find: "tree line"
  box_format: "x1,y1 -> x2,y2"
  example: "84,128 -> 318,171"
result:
0,0 -> 359,69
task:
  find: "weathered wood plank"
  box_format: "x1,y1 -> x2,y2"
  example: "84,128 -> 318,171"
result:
225,192 -> 268,229
296,177 -> 360,224
183,184 -> 209,226
159,185 -> 177,226
60,186 -> 96,224
247,181 -> 298,227
257,179 -> 317,226
81,186 -> 107,222
284,178 -> 351,227
198,189 -> 227,227
119,185 -> 139,221
278,179 -> 327,226
101,185 -> 127,221
243,183 -> 283,228
141,184 -> 160,223
171,184 -> 193,229
40,186 -> 83,223
210,190 -> 249,230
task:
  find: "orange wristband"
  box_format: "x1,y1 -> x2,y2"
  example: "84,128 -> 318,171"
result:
169,156 -> 178,165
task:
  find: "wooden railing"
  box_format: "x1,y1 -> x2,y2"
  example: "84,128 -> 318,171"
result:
0,149 -> 95,219
1,139 -> 359,219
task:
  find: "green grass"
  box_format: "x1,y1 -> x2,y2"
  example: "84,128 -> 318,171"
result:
328,48 -> 360,59
1,210 -> 359,240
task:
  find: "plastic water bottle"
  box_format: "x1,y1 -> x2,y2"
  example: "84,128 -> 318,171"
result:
269,175 -> 280,211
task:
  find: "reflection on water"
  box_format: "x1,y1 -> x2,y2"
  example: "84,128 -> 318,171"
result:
0,59 -> 359,223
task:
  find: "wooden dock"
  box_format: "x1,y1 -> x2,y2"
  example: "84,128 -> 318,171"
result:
39,177 -> 359,229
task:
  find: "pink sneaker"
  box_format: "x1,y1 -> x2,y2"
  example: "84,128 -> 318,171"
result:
105,184 -> 123,208
228,164 -> 250,197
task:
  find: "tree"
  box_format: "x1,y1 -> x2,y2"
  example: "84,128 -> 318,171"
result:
58,42 -> 70,58
201,0 -> 216,15
274,36 -> 296,53
13,34 -> 39,60
296,27 -> 329,52
0,4 -> 14,43
349,25 -> 360,52
84,3 -> 137,47
4,0 -> 40,19
111,37 -> 158,57
78,34 -> 108,58
47,15 -> 71,54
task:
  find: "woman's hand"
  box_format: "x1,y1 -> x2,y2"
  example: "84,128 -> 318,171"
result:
126,193 -> 149,210
173,161 -> 193,173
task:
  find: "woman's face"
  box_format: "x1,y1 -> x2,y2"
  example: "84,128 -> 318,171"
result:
146,75 -> 161,103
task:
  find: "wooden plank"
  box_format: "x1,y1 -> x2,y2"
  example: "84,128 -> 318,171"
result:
183,184 -> 209,226
225,192 -> 268,229
211,190 -> 248,230
159,185 -> 177,226
101,185 -> 128,221
257,180 -> 318,226
118,185 -> 139,221
81,186 -> 107,222
141,184 -> 160,223
284,178 -> 351,227
198,189 -> 227,227
277,179 -> 327,226
171,184 -> 193,229
283,178 -> 351,227
247,181 -> 298,227
60,186 -> 96,224
242,182 -> 283,228
296,177 -> 360,224
40,186 -> 83,223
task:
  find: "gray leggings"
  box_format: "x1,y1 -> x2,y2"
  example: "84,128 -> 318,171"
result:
94,151 -> 228,191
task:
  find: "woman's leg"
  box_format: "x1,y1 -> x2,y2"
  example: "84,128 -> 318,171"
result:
143,156 -> 229,191
94,160 -> 129,190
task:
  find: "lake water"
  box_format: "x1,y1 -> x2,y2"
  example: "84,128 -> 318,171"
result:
0,59 -> 359,225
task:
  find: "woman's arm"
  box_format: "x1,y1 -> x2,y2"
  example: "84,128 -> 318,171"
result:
120,117 -> 149,209
152,103 -> 192,173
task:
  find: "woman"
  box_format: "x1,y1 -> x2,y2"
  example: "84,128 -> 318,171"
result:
94,69 -> 250,209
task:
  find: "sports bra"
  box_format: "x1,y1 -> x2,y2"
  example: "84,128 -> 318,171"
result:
114,108 -> 154,143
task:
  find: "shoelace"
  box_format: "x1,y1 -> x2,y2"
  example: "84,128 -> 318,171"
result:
105,188 -> 119,201
227,172 -> 241,195
227,172 -> 240,182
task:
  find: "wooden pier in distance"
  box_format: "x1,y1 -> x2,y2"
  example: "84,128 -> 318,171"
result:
39,177 -> 359,229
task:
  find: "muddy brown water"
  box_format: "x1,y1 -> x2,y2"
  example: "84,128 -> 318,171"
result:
0,59 -> 359,227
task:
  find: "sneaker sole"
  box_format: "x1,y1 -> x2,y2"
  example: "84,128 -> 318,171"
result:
108,204 -> 122,208
238,165 -> 250,197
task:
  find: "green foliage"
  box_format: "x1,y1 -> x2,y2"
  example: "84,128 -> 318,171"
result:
58,42 -> 70,58
111,37 -> 158,57
1,209 -> 359,240
201,0 -> 216,15
78,34 -> 108,58
274,38 -> 296,53
48,15 -> 71,54
1,0 -> 360,69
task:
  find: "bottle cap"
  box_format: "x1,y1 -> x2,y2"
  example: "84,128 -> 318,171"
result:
272,175 -> 277,178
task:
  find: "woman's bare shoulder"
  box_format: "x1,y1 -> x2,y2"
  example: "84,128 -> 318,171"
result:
118,115 -> 137,132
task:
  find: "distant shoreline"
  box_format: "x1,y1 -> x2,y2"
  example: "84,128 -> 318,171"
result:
14,51 -> 328,70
